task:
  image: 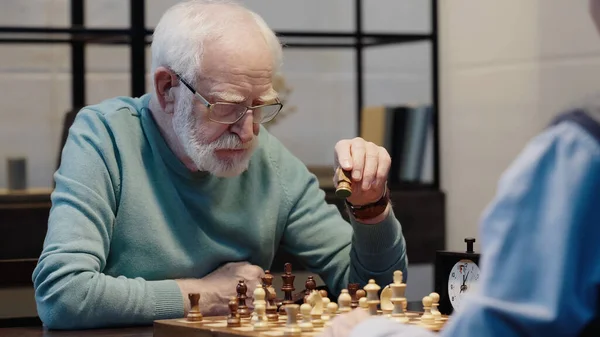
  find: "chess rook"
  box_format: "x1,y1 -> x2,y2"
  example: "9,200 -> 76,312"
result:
186,293 -> 203,322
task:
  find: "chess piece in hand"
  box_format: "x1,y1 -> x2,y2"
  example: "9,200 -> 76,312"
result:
176,261 -> 264,316
334,137 -> 391,223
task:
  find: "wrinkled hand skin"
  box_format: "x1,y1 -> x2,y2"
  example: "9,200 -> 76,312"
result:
177,261 -> 265,316
319,308 -> 371,337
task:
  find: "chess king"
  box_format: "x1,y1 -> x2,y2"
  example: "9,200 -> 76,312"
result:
32,0 -> 408,330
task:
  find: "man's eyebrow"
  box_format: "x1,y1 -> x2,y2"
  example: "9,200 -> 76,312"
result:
211,91 -> 246,103
258,90 -> 279,103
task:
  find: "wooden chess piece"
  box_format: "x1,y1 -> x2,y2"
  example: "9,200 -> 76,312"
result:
364,279 -> 381,316
227,297 -> 241,327
261,270 -> 279,324
186,293 -> 203,322
338,289 -> 352,313
335,167 -> 352,198
279,263 -> 295,315
324,302 -> 338,327
348,283 -> 359,308
236,280 -> 251,318
390,270 -> 409,323
253,303 -> 269,331
420,296 -> 436,326
299,303 -> 313,332
283,304 -> 302,336
429,292 -> 443,322
303,276 -> 317,303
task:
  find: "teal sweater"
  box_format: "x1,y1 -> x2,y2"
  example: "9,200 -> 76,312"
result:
32,94 -> 407,329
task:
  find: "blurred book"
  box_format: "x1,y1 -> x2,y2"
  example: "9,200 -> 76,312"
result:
360,104 -> 433,187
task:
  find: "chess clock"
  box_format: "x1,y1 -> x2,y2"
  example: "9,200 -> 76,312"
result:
434,237 -> 481,315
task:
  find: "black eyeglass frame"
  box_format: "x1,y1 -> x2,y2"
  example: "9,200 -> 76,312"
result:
175,73 -> 283,125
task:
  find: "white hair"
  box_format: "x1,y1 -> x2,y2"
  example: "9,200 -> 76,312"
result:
150,0 -> 283,87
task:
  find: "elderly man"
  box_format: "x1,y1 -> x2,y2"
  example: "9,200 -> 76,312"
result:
323,1 -> 600,336
31,0 -> 407,330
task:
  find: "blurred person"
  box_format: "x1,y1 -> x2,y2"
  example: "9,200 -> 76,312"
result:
321,1 -> 600,336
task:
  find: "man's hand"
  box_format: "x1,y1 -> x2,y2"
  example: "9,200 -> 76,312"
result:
176,261 -> 264,316
334,137 -> 391,206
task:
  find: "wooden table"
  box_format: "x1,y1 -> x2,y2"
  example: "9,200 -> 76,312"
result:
0,326 -> 153,336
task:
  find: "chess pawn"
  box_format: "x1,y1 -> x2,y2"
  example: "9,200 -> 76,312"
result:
324,302 -> 339,327
186,293 -> 203,322
227,297 -> 241,327
337,289 -> 352,313
283,304 -> 302,336
429,292 -> 442,321
358,297 -> 368,311
364,279 -> 381,316
299,303 -> 313,332
420,296 -> 436,326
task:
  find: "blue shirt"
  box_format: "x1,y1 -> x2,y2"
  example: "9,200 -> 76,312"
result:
350,110 -> 600,336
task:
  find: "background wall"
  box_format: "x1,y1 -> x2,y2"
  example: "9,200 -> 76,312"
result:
1,0 -> 600,319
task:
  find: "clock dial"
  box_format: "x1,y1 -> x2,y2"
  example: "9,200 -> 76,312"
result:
448,259 -> 480,311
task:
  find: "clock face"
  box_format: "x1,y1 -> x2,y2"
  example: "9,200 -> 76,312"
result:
448,259 -> 480,310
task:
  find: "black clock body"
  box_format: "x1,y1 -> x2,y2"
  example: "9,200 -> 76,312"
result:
434,238 -> 481,315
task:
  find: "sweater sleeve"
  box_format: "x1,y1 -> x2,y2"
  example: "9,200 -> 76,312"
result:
267,133 -> 407,295
32,109 -> 183,330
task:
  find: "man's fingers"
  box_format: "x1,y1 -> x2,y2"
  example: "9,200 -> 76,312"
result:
375,146 -> 391,188
334,139 -> 353,171
361,142 -> 380,190
350,138 -> 366,181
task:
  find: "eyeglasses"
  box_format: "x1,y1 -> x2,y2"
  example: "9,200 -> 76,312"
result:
176,74 -> 283,125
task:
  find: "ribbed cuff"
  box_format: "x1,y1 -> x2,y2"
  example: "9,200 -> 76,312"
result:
350,208 -> 402,255
149,280 -> 185,320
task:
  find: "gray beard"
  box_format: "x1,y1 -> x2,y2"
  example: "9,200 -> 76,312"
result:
172,90 -> 256,177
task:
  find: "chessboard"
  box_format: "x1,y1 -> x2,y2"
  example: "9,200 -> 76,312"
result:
153,309 -> 448,337
153,263 -> 449,337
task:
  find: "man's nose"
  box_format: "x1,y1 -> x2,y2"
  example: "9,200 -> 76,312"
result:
231,110 -> 254,143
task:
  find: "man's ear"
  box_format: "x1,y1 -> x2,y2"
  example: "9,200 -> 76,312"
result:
153,67 -> 178,114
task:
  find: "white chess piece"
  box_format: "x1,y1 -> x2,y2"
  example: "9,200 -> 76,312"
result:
337,289 -> 352,313
379,285 -> 393,315
252,285 -> 266,323
253,303 -> 269,331
390,270 -> 409,323
307,290 -> 324,327
324,302 -> 338,327
358,296 -> 368,311
420,296 -> 435,326
299,303 -> 313,332
283,304 -> 302,336
364,279 -> 381,316
429,292 -> 442,322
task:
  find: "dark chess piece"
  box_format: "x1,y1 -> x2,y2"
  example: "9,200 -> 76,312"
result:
279,263 -> 295,315
348,283 -> 359,309
236,280 -> 251,318
262,270 -> 279,324
227,297 -> 241,327
303,276 -> 317,303
186,293 -> 203,322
